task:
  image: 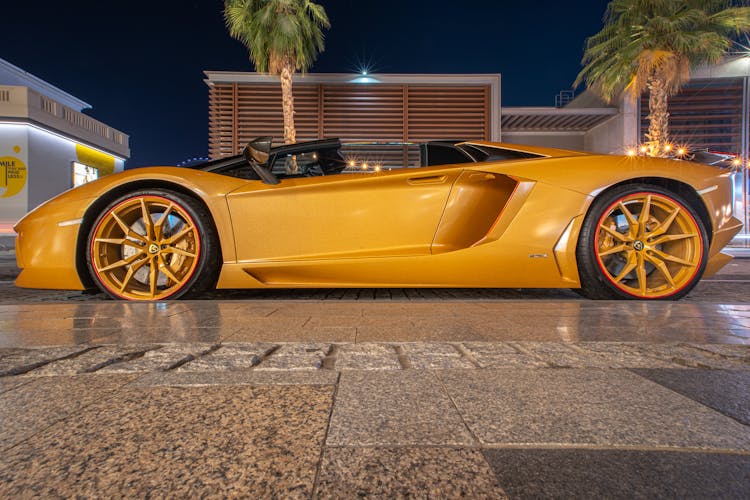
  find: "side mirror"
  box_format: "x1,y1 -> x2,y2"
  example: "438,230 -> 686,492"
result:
242,137 -> 279,185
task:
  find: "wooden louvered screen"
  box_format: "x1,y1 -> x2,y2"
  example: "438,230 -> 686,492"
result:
322,85 -> 405,141
209,82 -> 491,160
640,79 -> 744,153
407,86 -> 489,141
208,83 -> 235,158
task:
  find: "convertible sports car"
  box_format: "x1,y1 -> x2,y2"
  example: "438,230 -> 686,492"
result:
14,137 -> 742,301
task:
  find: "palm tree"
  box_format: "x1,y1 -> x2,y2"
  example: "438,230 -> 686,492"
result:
224,0 -> 330,146
575,0 -> 750,156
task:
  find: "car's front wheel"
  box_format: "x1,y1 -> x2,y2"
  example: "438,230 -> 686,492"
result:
576,184 -> 708,300
86,189 -> 219,300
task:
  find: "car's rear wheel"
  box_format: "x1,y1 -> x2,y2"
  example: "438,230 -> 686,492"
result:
86,189 -> 219,300
576,184 -> 708,300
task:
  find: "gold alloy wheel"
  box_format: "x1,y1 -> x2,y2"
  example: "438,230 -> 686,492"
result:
594,192 -> 704,299
90,195 -> 201,300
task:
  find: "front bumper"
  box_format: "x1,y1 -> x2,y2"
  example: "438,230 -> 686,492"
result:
15,216 -> 85,291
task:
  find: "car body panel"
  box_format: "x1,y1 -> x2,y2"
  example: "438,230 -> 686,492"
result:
13,141 -> 742,294
226,166 -> 460,261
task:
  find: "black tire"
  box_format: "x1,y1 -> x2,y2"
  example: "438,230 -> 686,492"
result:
576,183 -> 708,300
86,189 -> 220,300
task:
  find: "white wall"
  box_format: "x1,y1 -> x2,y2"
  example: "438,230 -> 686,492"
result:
501,132 -> 585,151
28,126 -> 76,210
583,95 -> 638,154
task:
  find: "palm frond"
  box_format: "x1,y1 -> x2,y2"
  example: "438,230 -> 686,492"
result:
223,0 -> 330,75
575,0 -> 750,101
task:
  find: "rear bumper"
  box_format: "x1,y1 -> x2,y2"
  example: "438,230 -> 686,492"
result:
703,215 -> 743,278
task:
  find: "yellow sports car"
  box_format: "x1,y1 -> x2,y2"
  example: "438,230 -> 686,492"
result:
14,138 -> 742,301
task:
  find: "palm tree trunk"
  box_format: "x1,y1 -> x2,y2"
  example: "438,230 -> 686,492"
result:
646,77 -> 669,157
280,61 -> 296,146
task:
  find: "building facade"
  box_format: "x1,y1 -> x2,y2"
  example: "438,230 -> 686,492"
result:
0,58 -> 130,232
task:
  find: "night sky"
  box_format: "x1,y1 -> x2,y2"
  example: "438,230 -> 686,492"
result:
1,0 -> 611,167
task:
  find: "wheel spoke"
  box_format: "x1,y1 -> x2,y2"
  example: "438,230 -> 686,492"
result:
95,237 -> 143,251
644,253 -> 676,288
153,203 -> 174,240
618,202 -> 639,237
110,212 -> 130,234
162,246 -> 196,258
149,258 -> 158,298
638,195 -> 652,236
650,248 -> 695,267
598,243 -> 629,257
158,254 -> 182,285
647,207 -> 680,239
97,252 -> 146,273
612,251 -> 637,283
140,198 -> 154,240
649,232 -> 697,246
600,224 -> 629,242
635,253 -> 647,295
119,257 -> 150,292
162,225 -> 195,245
111,213 -> 147,243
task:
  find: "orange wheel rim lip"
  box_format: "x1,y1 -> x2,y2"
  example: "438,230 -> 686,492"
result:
90,195 -> 201,300
593,191 -> 703,299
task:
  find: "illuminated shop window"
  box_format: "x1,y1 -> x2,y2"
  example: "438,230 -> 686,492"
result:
72,162 -> 99,187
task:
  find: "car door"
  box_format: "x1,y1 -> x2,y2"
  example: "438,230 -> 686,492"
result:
226,166 -> 461,262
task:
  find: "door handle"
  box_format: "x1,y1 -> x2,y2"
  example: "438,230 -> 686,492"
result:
407,175 -> 448,185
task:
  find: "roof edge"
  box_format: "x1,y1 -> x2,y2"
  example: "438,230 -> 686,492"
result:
203,71 -> 501,86
0,58 -> 91,112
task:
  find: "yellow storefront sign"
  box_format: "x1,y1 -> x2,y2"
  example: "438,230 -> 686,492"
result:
76,144 -> 115,175
0,155 -> 28,198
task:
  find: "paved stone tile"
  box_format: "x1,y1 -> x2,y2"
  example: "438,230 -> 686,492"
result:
96,344 -> 217,373
0,374 -> 136,450
509,342 -> 590,367
175,342 -> 277,372
227,326 -> 356,343
0,348 -> 25,359
67,327 -> 226,344
0,377 -> 32,395
316,447 -> 505,498
0,328 -> 134,347
462,342 -> 548,368
132,370 -> 338,386
636,344 -> 750,369
436,369 -> 750,449
27,345 -> 157,375
270,303 -> 364,317
398,342 -> 475,369
572,342 -> 681,368
355,322 -> 417,342
483,449 -> 750,500
0,385 -> 332,497
327,371 -> 474,446
0,345 -> 91,376
334,343 -> 402,370
633,369 -> 750,426
255,343 -> 330,371
509,342 -> 675,368
693,344 -> 750,360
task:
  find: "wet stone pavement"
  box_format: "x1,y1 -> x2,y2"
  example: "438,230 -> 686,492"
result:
0,257 -> 748,497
